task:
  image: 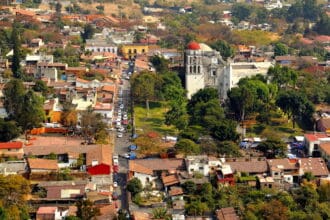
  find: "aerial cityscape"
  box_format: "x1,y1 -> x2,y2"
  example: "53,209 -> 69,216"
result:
0,0 -> 329,219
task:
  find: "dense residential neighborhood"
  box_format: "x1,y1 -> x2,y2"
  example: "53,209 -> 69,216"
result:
0,0 -> 329,219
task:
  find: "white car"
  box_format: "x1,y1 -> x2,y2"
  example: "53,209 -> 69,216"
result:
116,117 -> 121,122
123,115 -> 128,120
117,133 -> 123,138
118,127 -> 125,132
119,104 -> 124,109
122,153 -> 130,159
113,182 -> 118,188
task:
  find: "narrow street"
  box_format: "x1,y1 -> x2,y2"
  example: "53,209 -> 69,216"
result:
112,61 -> 135,213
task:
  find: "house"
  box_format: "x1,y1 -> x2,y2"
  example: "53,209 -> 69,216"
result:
304,133 -> 330,156
275,55 -> 297,66
185,155 -> 225,176
0,142 -> 24,159
267,158 -> 329,184
0,161 -> 26,175
317,118 -> 330,133
256,175 -> 281,190
27,158 -> 58,173
225,159 -> 268,176
30,38 -> 44,48
23,135 -> 107,169
215,207 -> 239,220
87,145 -> 112,175
215,164 -> 235,186
128,159 -> 185,187
121,44 -> 149,60
93,102 -> 113,120
43,98 -> 62,123
319,143 -> 330,168
38,180 -> 88,200
85,39 -> 118,54
36,206 -> 69,220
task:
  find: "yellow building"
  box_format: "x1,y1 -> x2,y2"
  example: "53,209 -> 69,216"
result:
121,44 -> 149,60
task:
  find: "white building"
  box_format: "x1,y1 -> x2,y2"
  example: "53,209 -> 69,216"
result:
85,39 -> 118,54
185,41 -> 226,99
220,61 -> 273,99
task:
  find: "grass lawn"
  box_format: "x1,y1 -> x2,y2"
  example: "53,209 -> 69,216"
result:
246,118 -> 305,139
134,101 -> 178,136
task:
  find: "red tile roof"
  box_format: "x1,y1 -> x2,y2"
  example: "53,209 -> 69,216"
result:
27,158 -> 58,170
37,206 -> 57,214
320,142 -> 330,156
304,133 -> 329,142
0,142 -> 23,149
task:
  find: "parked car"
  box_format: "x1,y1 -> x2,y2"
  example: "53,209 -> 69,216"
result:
113,182 -> 118,188
119,104 -> 124,109
117,133 -> 123,138
118,127 -> 125,132
123,115 -> 128,120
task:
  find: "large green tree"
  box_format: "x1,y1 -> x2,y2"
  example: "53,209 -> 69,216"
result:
4,80 -> 45,138
127,178 -> 143,196
175,138 -> 201,155
0,175 -> 30,219
276,90 -> 314,128
131,71 -> 161,114
210,40 -> 234,60
11,21 -> 23,79
0,119 -> 21,142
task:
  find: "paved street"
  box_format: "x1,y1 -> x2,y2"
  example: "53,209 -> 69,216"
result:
112,62 -> 135,213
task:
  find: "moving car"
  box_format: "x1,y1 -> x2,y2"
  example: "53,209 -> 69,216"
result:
113,181 -> 118,188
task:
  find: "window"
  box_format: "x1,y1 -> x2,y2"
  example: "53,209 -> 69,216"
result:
142,49 -> 145,53
198,66 -> 201,73
212,70 -> 216,76
193,66 -> 196,73
199,167 -> 203,170
128,49 -> 132,54
133,49 -> 137,54
190,66 -> 193,73
190,168 -> 194,172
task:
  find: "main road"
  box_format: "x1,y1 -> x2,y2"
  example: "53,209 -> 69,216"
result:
112,61 -> 135,212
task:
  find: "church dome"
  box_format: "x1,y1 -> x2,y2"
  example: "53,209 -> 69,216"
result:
187,41 -> 201,50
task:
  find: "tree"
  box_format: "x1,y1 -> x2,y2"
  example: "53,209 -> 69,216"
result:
276,91 -> 314,128
33,80 -> 48,96
4,80 -> 45,135
210,40 -> 234,60
152,207 -> 170,220
185,200 -> 208,216
55,2 -> 62,14
61,104 -> 78,127
150,55 -> 169,73
257,138 -> 286,158
175,138 -> 201,155
11,21 -> 23,79
80,107 -> 108,144
127,178 -> 143,196
0,175 -> 30,219
182,181 -> 197,194
268,65 -> 298,89
231,3 -> 252,21
227,86 -> 255,122
274,42 -> 289,56
81,24 -> 95,42
17,90 -> 45,138
314,13 -> 330,35
131,71 -> 160,114
0,119 -> 21,142
76,199 -> 100,220
211,120 -> 239,142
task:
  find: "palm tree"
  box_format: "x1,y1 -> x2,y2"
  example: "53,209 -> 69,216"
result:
151,207 -> 171,220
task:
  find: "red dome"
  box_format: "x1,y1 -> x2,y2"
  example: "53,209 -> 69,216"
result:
187,41 -> 200,50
